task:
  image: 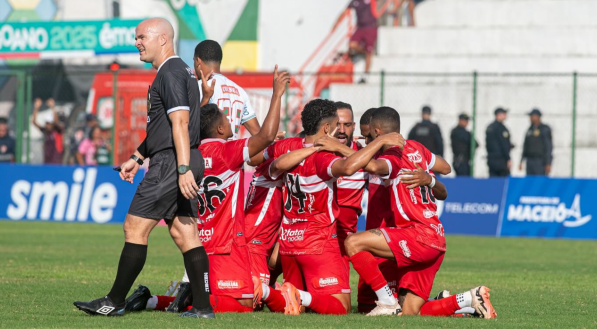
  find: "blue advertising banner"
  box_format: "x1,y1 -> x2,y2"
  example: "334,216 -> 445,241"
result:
500,177 -> 596,239
437,178 -> 505,236
0,165 -> 142,224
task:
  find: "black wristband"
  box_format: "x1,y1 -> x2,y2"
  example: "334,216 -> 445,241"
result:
130,154 -> 144,165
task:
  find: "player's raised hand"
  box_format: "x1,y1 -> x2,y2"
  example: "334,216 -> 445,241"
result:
275,131 -> 286,141
272,65 -> 290,98
382,132 -> 405,149
119,159 -> 140,184
199,69 -> 215,101
400,163 -> 433,189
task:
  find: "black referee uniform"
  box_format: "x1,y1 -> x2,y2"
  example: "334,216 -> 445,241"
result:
129,56 -> 204,221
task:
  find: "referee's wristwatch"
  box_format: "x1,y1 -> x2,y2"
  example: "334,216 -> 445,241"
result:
130,154 -> 144,165
178,165 -> 191,174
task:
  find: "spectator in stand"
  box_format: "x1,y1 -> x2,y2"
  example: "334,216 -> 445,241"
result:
485,108 -> 512,177
0,117 -> 15,163
32,98 -> 64,164
450,113 -> 476,176
334,0 -> 380,84
408,105 -> 444,156
76,126 -> 111,166
519,108 -> 552,176
389,0 -> 424,26
84,113 -> 99,137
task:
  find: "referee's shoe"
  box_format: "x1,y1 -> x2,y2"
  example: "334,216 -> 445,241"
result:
73,296 -> 125,316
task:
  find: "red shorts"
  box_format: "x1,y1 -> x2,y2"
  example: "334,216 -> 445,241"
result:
357,258 -> 399,311
248,251 -> 270,285
208,243 -> 254,299
281,239 -> 351,295
379,227 -> 445,300
350,27 -> 378,54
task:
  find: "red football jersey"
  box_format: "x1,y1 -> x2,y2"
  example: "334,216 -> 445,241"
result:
197,138 -> 250,255
245,158 -> 283,256
366,173 -> 394,229
266,139 -> 342,255
337,141 -> 367,213
378,140 -> 446,251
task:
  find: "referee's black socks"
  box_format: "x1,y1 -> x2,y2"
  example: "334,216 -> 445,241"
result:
183,246 -> 212,310
107,242 -> 148,305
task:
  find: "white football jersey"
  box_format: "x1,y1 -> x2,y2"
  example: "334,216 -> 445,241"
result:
198,73 -> 257,140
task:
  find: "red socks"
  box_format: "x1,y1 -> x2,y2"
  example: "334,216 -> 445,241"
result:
154,295 -> 175,311
211,295 -> 252,313
153,295 -> 252,313
349,251 -> 388,291
420,295 -> 460,317
263,288 -> 286,313
309,294 -> 347,315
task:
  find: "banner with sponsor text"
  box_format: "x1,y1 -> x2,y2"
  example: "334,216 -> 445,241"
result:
0,165 -> 143,224
500,177 -> 596,239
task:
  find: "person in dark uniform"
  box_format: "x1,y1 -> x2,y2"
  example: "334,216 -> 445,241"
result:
450,113 -> 476,176
0,117 -> 15,163
519,108 -> 552,176
485,108 -> 513,177
408,105 -> 444,157
74,18 -> 214,319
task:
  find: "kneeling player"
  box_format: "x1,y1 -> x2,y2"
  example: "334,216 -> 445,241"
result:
346,107 -> 497,318
254,99 -> 404,315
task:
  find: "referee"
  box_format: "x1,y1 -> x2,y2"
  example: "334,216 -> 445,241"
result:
74,18 -> 214,319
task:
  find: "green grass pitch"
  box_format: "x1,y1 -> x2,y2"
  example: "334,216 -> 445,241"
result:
1,221 -> 596,328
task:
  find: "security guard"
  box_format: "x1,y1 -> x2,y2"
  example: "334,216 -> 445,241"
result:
485,107 -> 512,177
450,113 -> 476,176
408,105 -> 444,156
519,108 -> 552,175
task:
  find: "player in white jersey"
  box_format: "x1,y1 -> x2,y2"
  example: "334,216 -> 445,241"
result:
193,40 -> 260,139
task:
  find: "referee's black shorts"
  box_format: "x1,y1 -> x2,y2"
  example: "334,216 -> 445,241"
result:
128,148 -> 204,221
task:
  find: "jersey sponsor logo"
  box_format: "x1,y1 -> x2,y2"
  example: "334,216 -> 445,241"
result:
507,194 -> 592,228
430,223 -> 445,237
221,85 -> 240,96
204,158 -> 212,169
406,150 -> 423,163
315,277 -> 339,287
96,306 -> 115,315
6,168 -> 117,223
280,227 -> 306,242
198,228 -> 214,243
399,240 -> 411,258
217,280 -> 244,290
185,67 -> 196,78
251,239 -> 262,245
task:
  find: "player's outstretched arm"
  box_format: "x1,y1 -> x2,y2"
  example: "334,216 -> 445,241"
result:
270,146 -> 319,179
323,132 -> 403,177
243,118 -> 261,136
430,155 -> 451,175
247,65 -> 290,157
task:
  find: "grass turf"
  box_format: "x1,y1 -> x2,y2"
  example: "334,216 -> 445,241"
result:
0,221 -> 596,328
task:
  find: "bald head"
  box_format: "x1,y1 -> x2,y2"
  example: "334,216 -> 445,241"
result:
135,18 -> 176,68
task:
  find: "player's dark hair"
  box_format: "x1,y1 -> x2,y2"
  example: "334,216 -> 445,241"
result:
296,131 -> 306,138
200,104 -> 222,139
334,101 -> 352,112
194,40 -> 223,64
370,106 -> 400,133
360,107 -> 378,125
301,99 -> 337,136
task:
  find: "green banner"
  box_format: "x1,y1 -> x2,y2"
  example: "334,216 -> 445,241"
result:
0,20 -> 143,54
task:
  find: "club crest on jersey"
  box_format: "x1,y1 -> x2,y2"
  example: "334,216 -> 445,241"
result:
399,240 -> 411,258
423,208 -> 437,218
431,223 -> 445,236
407,150 -> 423,163
204,157 -> 212,169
